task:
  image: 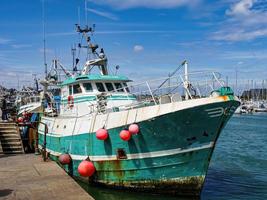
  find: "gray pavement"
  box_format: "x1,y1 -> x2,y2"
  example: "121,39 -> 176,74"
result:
0,154 -> 94,200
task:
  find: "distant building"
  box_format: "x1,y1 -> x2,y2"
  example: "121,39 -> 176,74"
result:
241,88 -> 267,100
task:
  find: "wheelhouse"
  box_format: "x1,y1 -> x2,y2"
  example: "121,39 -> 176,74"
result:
61,74 -> 131,96
59,74 -> 136,116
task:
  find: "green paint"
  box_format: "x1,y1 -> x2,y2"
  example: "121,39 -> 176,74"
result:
217,87 -> 234,96
60,94 -> 136,104
39,98 -> 240,195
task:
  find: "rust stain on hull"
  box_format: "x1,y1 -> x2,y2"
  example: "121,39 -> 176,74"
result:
95,160 -> 131,180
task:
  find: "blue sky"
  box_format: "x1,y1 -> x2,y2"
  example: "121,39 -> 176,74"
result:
0,0 -> 267,92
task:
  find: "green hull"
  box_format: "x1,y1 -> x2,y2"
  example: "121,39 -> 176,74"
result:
39,98 -> 239,195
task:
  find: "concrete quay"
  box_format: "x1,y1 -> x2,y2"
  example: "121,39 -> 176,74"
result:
0,154 -> 94,200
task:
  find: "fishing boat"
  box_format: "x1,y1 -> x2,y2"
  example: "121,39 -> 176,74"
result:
16,92 -> 42,116
37,24 -> 240,196
16,60 -> 68,117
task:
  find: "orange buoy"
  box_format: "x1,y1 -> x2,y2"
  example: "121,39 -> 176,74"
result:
78,160 -> 95,177
96,128 -> 109,140
17,117 -> 24,123
129,124 -> 139,134
58,153 -> 72,165
120,130 -> 131,141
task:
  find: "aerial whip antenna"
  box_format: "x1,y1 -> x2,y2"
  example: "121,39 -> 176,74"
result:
42,0 -> 48,79
71,45 -> 77,72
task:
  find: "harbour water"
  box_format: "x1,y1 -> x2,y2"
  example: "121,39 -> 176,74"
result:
78,113 -> 267,200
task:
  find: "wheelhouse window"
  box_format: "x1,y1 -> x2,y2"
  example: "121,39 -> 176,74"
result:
114,82 -> 124,92
105,82 -> 114,92
83,82 -> 93,92
73,84 -> 82,94
122,82 -> 130,92
69,85 -> 73,95
96,82 -> 106,92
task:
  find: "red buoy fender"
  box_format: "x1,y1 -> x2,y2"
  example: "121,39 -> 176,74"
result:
120,130 -> 131,141
129,124 -> 139,134
78,160 -> 95,177
96,128 -> 109,140
67,95 -> 74,108
59,154 -> 72,165
17,117 -> 24,123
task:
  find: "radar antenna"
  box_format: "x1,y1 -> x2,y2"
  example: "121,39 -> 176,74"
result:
75,23 -> 108,75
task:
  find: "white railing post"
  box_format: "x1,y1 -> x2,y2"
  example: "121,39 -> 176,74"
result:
146,81 -> 157,105
196,82 -> 202,97
184,61 -> 189,100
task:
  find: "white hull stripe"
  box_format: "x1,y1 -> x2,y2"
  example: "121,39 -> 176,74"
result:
40,95 -> 237,136
39,142 -> 214,161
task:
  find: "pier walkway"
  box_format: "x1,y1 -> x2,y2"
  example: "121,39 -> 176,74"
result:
0,154 -> 94,200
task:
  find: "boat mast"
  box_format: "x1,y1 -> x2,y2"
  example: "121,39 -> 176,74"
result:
42,0 -> 48,79
71,45 -> 77,72
75,24 -> 108,76
184,61 -> 189,100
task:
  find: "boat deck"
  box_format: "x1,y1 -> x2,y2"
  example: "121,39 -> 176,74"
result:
0,154 -> 94,200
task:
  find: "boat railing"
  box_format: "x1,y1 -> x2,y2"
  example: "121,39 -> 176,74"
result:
21,95 -> 42,106
51,71 -> 225,116
108,70 -> 224,111
95,70 -> 225,113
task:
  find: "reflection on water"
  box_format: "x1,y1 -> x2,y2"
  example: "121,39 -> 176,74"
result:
77,180 -> 199,200
202,113 -> 267,200
77,113 -> 267,200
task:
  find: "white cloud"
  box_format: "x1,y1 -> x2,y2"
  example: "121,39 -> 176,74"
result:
88,0 -> 200,9
133,45 -> 144,52
226,0 -> 254,16
220,49 -> 267,60
39,48 -> 54,54
212,28 -> 267,41
11,44 -> 32,49
0,37 -> 11,45
211,0 -> 267,41
86,8 -> 118,20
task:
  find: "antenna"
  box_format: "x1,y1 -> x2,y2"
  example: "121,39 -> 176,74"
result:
42,0 -> 48,79
71,45 -> 77,72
